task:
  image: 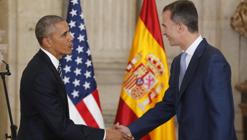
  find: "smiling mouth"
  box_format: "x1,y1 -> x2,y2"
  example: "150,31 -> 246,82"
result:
68,44 -> 73,49
166,36 -> 170,41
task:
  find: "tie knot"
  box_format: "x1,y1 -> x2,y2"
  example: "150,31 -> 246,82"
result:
181,52 -> 187,66
57,63 -> 63,78
181,52 -> 187,59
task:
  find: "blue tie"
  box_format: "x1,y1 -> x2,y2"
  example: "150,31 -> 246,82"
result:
57,63 -> 63,79
179,52 -> 187,90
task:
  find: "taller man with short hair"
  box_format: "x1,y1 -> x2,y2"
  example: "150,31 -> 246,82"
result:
116,1 -> 237,140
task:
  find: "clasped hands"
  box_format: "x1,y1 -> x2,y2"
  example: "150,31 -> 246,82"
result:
105,123 -> 134,140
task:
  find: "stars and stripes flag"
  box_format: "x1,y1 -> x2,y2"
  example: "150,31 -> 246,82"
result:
115,0 -> 176,139
60,0 -> 104,129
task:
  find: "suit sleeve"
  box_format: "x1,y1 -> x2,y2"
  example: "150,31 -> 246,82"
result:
31,71 -> 104,140
128,60 -> 177,139
204,52 -> 235,140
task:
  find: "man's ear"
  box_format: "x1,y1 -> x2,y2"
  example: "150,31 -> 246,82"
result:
177,23 -> 185,33
178,23 -> 188,33
42,37 -> 52,48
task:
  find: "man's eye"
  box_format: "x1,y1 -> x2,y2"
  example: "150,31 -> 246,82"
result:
62,32 -> 68,37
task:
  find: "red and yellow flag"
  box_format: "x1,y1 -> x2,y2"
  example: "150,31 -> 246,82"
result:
115,0 -> 176,139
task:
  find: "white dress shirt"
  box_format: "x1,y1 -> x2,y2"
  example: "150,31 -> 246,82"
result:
40,48 -> 59,70
183,35 -> 203,69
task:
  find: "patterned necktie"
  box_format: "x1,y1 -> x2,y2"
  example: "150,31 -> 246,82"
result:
57,63 -> 63,79
179,52 -> 187,90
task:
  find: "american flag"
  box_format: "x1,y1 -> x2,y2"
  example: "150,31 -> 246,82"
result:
60,0 -> 104,129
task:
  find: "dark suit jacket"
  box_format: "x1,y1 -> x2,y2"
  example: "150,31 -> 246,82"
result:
128,39 -> 236,140
17,50 -> 104,140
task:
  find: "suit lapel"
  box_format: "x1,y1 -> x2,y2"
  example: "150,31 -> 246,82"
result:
38,50 -> 64,84
177,39 -> 208,101
38,50 -> 67,98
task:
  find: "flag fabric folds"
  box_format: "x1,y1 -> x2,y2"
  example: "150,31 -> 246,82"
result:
60,0 -> 104,129
115,0 -> 176,139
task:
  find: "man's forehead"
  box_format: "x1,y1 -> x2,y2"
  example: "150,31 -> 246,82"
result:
162,10 -> 171,17
53,21 -> 69,31
54,21 -> 67,27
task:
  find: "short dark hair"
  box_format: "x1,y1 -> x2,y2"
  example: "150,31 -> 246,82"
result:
163,0 -> 198,33
35,15 -> 65,45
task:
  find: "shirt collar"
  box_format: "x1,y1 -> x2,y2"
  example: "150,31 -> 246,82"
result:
40,48 -> 59,69
184,35 -> 203,56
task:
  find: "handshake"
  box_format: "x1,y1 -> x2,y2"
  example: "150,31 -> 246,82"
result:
105,123 -> 134,140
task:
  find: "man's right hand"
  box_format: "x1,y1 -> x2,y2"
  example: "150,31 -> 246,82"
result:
105,128 -> 133,140
113,123 -> 133,139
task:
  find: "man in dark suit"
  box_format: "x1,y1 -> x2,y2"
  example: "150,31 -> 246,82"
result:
115,0 -> 237,140
17,15 -> 131,140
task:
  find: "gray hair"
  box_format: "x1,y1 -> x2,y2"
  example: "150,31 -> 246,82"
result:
163,0 -> 198,33
35,15 -> 65,45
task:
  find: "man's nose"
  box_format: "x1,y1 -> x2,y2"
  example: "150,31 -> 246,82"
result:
161,28 -> 166,35
68,32 -> 74,41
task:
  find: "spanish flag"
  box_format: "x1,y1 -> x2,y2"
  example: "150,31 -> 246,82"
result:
115,0 -> 176,139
